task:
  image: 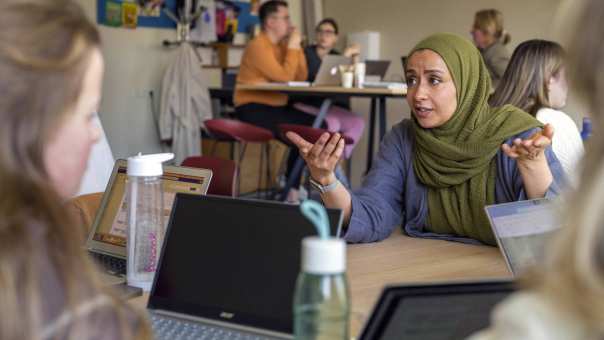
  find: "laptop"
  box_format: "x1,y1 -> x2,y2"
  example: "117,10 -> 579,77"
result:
313,55 -> 351,86
359,280 -> 515,340
365,60 -> 391,80
86,159 -> 212,284
485,198 -> 561,276
148,194 -> 344,339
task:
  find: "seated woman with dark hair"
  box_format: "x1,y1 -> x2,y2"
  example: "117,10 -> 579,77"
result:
287,33 -> 565,245
292,18 -> 365,160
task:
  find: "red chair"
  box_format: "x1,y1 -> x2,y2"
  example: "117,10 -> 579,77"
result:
182,156 -> 237,197
277,124 -> 354,201
204,119 -> 274,197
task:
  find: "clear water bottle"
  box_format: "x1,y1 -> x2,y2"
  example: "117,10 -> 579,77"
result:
126,153 -> 174,291
294,237 -> 350,340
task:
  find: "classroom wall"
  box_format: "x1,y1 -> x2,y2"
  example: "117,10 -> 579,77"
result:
323,0 -> 586,187
77,0 -> 303,160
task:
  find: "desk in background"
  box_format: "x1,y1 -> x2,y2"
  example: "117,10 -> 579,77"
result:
130,231 -> 510,336
237,84 -> 407,198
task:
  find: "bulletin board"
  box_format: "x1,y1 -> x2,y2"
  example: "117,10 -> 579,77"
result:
97,0 -> 179,29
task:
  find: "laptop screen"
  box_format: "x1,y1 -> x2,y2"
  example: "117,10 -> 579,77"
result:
88,159 -> 211,254
360,281 -> 514,340
485,198 -> 560,275
148,194 -> 343,335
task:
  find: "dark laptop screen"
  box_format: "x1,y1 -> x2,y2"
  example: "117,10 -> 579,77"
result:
148,194 -> 343,335
360,281 -> 514,340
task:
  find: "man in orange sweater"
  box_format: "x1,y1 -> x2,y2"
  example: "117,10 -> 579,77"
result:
234,0 -> 320,201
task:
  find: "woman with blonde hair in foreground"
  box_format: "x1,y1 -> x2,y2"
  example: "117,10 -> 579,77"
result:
0,0 -> 151,339
469,0 -> 604,339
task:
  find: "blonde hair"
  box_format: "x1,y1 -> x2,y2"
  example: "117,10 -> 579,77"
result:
474,9 -> 511,45
527,0 -> 604,334
0,0 -> 151,339
489,39 -> 566,115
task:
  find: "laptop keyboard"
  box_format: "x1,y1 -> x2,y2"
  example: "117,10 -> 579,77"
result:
150,313 -> 280,340
90,252 -> 126,275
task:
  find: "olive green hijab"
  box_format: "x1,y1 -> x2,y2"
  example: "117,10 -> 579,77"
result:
410,33 -> 541,245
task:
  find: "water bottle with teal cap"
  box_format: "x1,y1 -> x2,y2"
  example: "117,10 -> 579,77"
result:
293,200 -> 350,340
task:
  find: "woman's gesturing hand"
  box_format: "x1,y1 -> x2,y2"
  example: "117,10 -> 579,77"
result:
286,131 -> 345,185
501,124 -> 554,165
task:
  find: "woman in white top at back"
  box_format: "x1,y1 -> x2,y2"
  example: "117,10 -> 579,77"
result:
490,39 -> 584,185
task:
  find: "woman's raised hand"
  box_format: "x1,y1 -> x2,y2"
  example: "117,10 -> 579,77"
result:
501,124 -> 554,163
286,131 -> 345,185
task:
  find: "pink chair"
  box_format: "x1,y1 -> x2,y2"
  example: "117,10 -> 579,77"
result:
182,156 -> 237,197
277,124 -> 354,201
204,119 -> 274,196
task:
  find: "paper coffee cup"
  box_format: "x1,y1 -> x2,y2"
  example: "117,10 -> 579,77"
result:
341,72 -> 354,88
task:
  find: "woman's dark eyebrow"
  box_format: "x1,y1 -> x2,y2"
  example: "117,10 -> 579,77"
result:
424,69 -> 444,75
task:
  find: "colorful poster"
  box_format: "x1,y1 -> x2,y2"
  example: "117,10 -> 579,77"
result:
139,0 -> 164,17
122,2 -> 139,28
105,0 -> 122,26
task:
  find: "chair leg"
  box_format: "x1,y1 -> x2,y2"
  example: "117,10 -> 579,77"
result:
235,142 -> 247,196
256,143 -> 264,198
280,156 -> 305,202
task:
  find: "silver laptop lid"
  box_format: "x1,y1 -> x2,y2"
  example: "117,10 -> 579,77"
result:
313,55 -> 351,86
86,159 -> 212,258
485,198 -> 561,276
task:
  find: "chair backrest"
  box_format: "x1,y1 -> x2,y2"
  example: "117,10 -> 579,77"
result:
182,156 -> 237,197
204,118 -> 274,143
278,124 -> 354,145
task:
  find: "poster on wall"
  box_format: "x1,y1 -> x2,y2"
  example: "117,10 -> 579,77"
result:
97,0 -> 258,36
97,0 -> 178,28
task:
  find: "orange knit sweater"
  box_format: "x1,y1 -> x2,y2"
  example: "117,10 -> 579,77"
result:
234,32 -> 307,107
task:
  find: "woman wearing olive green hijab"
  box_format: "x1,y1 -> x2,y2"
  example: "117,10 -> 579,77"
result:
287,33 -> 565,245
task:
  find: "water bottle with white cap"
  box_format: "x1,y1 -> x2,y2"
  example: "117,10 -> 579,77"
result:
294,200 -> 350,340
126,152 -> 174,291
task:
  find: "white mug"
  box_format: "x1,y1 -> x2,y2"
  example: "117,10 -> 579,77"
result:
341,72 -> 354,88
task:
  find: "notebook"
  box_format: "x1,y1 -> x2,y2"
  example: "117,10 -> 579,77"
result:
485,198 -> 561,276
148,194 -> 343,339
85,159 -> 212,284
359,280 -> 515,340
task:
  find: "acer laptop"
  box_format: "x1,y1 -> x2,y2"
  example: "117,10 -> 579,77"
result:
148,194 -> 343,339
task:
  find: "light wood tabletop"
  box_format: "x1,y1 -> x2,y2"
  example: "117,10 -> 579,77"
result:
130,231 -> 510,337
237,83 -> 407,96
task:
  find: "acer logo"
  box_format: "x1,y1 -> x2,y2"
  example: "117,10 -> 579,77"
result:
220,312 -> 235,319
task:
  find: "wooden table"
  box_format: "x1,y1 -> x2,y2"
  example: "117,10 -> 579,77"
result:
237,83 -> 407,198
131,231 -> 510,337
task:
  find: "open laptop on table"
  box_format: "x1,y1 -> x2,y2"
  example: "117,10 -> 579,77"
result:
485,198 -> 561,276
148,194 -> 343,339
312,55 -> 351,86
85,159 -> 212,285
359,280 -> 515,340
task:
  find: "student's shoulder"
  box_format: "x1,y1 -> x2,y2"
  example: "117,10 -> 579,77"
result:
536,108 -> 577,127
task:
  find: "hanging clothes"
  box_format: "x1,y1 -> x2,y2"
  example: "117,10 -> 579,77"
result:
159,43 -> 212,164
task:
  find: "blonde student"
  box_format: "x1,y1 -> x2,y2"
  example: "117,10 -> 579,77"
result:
490,40 -> 584,183
471,9 -> 511,88
470,0 -> 604,339
0,0 -> 151,339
